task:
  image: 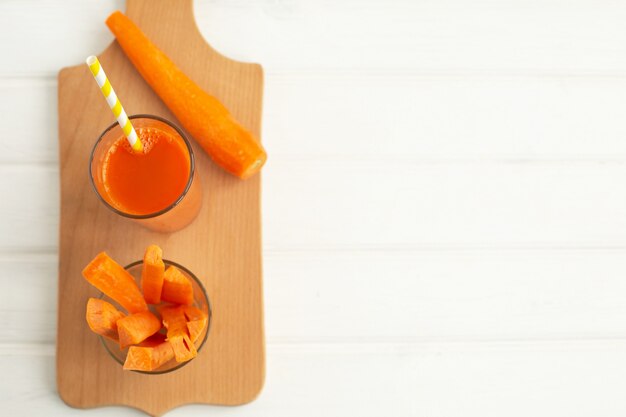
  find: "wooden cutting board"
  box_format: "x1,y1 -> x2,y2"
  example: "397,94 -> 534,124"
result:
56,1 -> 265,415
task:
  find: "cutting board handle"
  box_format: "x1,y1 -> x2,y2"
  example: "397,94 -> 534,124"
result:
126,0 -> 194,16
125,0 -> 195,29
126,0 -> 196,27
122,0 -> 232,64
126,0 -> 194,14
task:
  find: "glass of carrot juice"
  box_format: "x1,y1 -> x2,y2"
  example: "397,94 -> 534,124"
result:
89,114 -> 202,233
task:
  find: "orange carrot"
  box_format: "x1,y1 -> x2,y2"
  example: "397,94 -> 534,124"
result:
82,252 -> 148,313
161,266 -> 193,305
117,311 -> 161,349
124,341 -> 175,371
183,305 -> 208,343
141,244 -> 165,304
85,298 -> 126,341
160,305 -> 197,362
106,11 -> 267,179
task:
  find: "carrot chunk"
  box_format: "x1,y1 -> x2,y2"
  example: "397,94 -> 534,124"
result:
82,252 -> 148,313
123,341 -> 175,371
160,305 -> 197,362
106,11 -> 267,179
183,305 -> 208,343
85,298 -> 126,341
141,245 -> 165,304
161,266 -> 193,305
117,311 -> 161,349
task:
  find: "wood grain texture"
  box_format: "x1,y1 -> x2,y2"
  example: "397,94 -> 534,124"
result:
10,342 -> 626,417
15,75 -> 626,166
6,0 -> 626,75
10,249 -> 626,346
56,0 -> 265,414
1,0 -> 626,415
12,161 -> 626,252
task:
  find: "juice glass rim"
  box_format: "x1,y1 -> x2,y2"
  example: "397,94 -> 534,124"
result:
89,114 -> 196,220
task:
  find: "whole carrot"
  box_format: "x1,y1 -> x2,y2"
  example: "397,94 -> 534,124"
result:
105,11 -> 266,179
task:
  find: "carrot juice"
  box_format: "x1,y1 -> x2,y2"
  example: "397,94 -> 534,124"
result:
90,115 -> 202,232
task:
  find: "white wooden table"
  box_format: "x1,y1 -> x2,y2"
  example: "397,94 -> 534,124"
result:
3,0 -> 626,415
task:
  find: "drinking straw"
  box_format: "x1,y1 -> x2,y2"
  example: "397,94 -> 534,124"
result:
85,56 -> 143,152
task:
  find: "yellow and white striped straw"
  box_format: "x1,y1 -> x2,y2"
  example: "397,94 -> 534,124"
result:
86,56 -> 143,152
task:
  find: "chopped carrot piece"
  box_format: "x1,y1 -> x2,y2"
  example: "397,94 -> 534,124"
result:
160,305 -> 197,362
106,11 -> 267,179
123,341 -> 175,371
82,252 -> 148,313
117,311 -> 161,349
85,297 -> 126,341
141,245 -> 165,304
183,305 -> 208,343
161,266 -> 193,305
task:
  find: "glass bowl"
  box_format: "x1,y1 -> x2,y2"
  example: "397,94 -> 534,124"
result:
99,259 -> 212,374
